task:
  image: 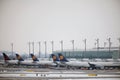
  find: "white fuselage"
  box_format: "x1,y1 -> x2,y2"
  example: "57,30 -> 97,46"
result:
6,60 -> 18,65
0,61 -> 5,65
19,60 -> 35,65
89,61 -> 120,67
62,61 -> 90,67
33,61 -> 57,66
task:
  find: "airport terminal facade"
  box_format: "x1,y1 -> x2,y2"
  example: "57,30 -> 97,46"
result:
53,48 -> 120,59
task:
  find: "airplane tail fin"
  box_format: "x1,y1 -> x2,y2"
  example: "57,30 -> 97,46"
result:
88,62 -> 96,69
58,53 -> 68,62
2,53 -> 11,61
16,54 -> 24,61
51,54 -> 59,61
30,54 -> 39,61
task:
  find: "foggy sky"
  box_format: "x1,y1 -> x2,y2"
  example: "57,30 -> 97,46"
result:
0,0 -> 120,54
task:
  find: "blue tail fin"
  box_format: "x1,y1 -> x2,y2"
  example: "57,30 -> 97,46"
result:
58,53 -> 68,62
88,62 -> 96,69
16,54 -> 24,61
2,53 -> 11,61
51,54 -> 59,61
30,54 -> 39,61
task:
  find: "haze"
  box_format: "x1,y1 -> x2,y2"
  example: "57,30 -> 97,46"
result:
0,0 -> 120,54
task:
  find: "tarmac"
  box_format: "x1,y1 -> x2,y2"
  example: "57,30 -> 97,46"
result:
0,67 -> 120,80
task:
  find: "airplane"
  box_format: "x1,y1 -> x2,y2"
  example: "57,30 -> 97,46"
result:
51,54 -> 59,62
16,54 -> 36,66
88,61 -> 120,69
30,54 -> 57,67
58,53 -> 90,68
51,54 -> 65,67
0,61 -> 4,65
0,59 -> 4,66
58,53 -> 120,70
2,53 -> 18,65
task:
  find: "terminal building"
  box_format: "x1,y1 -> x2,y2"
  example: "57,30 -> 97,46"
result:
53,47 -> 120,59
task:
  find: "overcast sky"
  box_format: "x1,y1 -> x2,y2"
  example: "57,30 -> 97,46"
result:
0,0 -> 120,54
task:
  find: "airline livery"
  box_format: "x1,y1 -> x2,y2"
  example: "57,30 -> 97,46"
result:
2,53 -> 18,65
30,54 -> 57,67
58,53 -> 90,68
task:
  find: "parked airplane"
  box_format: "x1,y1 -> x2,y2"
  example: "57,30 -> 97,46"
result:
88,61 -> 120,69
30,54 -> 57,67
51,54 -> 65,67
58,53 -> 90,68
2,53 -> 18,65
51,54 -> 59,62
0,61 -> 4,65
16,54 -> 35,66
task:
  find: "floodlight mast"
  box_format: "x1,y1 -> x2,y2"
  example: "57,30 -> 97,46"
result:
44,41 -> 47,58
94,42 -> 97,49
71,40 -> 74,53
28,42 -> 31,58
118,38 -> 120,58
60,40 -> 63,52
51,41 -> 54,53
38,41 -> 41,58
11,43 -> 13,59
107,38 -> 111,53
32,42 -> 34,55
96,38 -> 99,51
83,39 -> 87,52
71,40 -> 75,57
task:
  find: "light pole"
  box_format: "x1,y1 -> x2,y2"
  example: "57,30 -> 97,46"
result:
96,38 -> 99,51
38,42 -> 41,58
28,42 -> 31,58
44,41 -> 47,58
11,43 -> 13,59
71,40 -> 74,53
60,40 -> 63,53
51,41 -> 54,53
94,42 -> 97,49
83,39 -> 87,52
71,40 -> 74,57
95,38 -> 99,58
32,42 -> 34,55
107,38 -> 111,53
118,38 -> 120,58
